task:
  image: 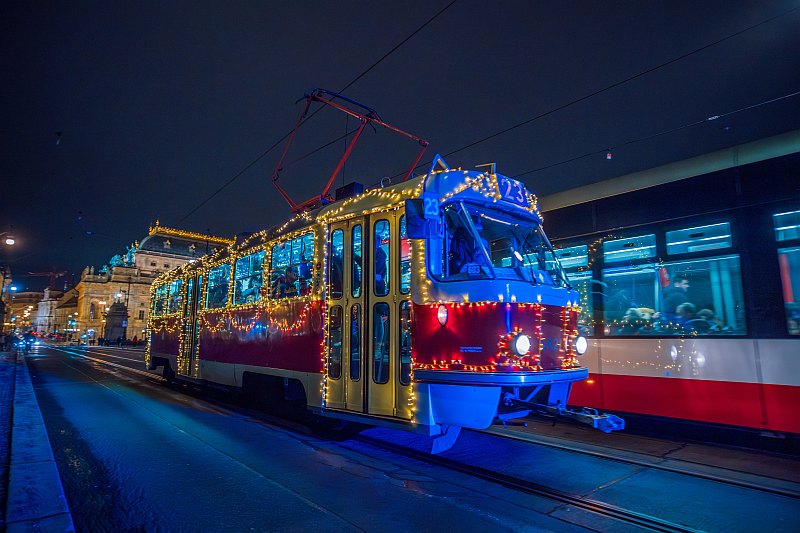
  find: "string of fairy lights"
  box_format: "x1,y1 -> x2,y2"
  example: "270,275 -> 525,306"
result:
148,170 -> 600,418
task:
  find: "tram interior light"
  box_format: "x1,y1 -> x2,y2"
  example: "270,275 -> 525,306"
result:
575,336 -> 588,355
513,333 -> 531,356
437,304 -> 448,326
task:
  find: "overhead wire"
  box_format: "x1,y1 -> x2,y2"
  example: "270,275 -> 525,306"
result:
387,4 -> 799,182
514,90 -> 800,177
178,0 -> 458,223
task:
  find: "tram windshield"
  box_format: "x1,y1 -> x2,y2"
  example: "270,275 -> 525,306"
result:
436,202 -> 569,287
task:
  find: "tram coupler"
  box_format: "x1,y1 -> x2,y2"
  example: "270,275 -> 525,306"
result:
503,395 -> 625,433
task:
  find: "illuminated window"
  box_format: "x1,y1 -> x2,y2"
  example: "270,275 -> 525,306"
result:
270,233 -> 314,299
603,235 -> 656,263
549,245 -> 593,334
399,301 -> 411,385
205,264 -> 230,309
774,210 -> 800,242
351,225 -> 362,298
778,246 -> 800,335
350,305 -> 361,380
328,230 -> 344,300
185,278 -> 195,315
399,216 -> 410,294
373,303 -> 390,384
328,306 -> 342,379
602,255 -> 745,336
374,220 -> 390,296
667,223 -> 731,254
233,250 -> 265,305
153,284 -> 167,316
167,279 -> 183,314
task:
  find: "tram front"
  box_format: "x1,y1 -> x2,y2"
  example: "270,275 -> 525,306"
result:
406,159 -> 622,450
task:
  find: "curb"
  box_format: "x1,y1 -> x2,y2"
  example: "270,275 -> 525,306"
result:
5,355 -> 75,532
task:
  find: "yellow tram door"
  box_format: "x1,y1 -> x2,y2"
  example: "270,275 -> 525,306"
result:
367,212 -> 413,419
325,218 -> 366,411
179,274 -> 201,378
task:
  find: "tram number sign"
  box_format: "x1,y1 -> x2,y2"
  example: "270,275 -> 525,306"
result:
466,264 -> 481,277
497,177 -> 529,207
422,193 -> 439,219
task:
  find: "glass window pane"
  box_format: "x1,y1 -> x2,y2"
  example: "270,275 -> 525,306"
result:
374,220 -> 390,296
774,210 -> 800,242
205,264 -> 230,309
373,303 -> 390,384
399,301 -> 411,385
234,250 -> 265,305
328,306 -> 342,379
351,225 -> 362,298
350,305 -> 361,380
167,279 -> 183,314
399,216 -> 410,294
329,229 -> 344,299
554,245 -> 588,269
602,255 -> 745,336
603,235 -> 656,264
185,278 -> 195,316
666,223 -> 731,254
778,246 -> 800,335
270,233 -> 314,299
153,284 -> 166,316
565,273 -> 594,336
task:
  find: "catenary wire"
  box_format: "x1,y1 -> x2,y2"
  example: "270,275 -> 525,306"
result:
178,1 -> 458,223
514,89 -> 800,177
386,4 -> 799,182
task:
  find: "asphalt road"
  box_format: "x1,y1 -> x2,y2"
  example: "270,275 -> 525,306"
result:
25,345 -> 588,532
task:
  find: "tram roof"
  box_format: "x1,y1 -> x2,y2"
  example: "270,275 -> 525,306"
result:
538,129 -> 800,212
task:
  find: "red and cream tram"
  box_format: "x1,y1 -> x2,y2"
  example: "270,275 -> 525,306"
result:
540,130 -> 800,438
146,91 -> 620,452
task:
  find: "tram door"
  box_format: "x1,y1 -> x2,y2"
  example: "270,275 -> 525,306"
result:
325,213 -> 412,419
179,274 -> 202,378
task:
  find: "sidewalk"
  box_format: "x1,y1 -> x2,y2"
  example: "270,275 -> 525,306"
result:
0,349 -> 74,532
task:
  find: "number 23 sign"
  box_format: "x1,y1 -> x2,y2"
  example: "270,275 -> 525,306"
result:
497,176 -> 529,207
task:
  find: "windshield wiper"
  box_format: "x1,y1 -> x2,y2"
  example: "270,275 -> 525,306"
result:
458,201 -> 495,279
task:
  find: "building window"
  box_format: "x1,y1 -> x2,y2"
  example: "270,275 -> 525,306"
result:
150,262 -> 157,267
164,264 -> 170,268
138,310 -> 145,320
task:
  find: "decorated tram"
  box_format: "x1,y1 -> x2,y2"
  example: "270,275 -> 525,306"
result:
146,90 -> 622,451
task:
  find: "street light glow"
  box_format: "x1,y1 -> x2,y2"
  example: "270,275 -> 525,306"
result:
4,236 -> 14,245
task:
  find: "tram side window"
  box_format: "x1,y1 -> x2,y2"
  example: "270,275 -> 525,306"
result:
185,278 -> 194,316
550,245 -> 594,335
205,264 -> 231,310
399,301 -> 411,385
399,215 -> 410,294
374,220 -> 390,296
271,233 -> 315,299
328,306 -> 342,379
233,250 -> 265,305
602,255 -> 745,336
373,303 -> 390,384
350,305 -> 361,380
329,229 -> 344,300
167,279 -> 183,314
777,246 -> 800,335
153,284 -> 168,316
351,225 -> 362,298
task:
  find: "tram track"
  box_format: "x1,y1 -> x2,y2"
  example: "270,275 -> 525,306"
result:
481,426 -> 800,500
50,346 -> 798,532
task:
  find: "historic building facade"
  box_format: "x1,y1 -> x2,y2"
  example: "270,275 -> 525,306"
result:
33,223 -> 231,342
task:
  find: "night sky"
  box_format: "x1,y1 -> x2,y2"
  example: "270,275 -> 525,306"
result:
2,1 -> 799,291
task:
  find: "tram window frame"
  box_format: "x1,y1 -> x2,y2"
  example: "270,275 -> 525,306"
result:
349,304 -> 361,381
153,283 -> 168,316
270,232 -> 315,300
777,245 -> 800,336
372,303 -> 390,384
774,210 -> 800,242
374,220 -> 391,297
548,243 -> 595,335
399,300 -> 411,385
233,249 -> 265,306
603,234 -> 657,264
666,222 -> 732,255
166,278 -> 183,315
205,263 -> 231,310
351,225 -> 362,299
328,229 -> 344,300
328,305 -> 343,379
399,215 -> 410,294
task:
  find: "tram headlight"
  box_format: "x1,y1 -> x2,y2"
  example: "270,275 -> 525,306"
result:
513,333 -> 531,356
575,335 -> 588,355
437,304 -> 448,326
